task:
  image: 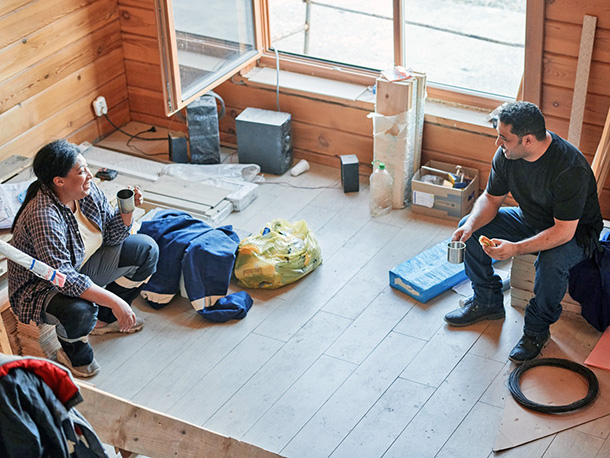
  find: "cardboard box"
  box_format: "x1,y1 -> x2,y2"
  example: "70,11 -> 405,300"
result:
411,160 -> 479,221
389,238 -> 467,303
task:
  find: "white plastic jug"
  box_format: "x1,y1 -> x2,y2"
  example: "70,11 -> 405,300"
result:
369,161 -> 393,217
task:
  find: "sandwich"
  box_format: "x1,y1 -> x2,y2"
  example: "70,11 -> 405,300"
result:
478,235 -> 496,247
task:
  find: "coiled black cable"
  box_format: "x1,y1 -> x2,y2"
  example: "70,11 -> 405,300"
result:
508,358 -> 599,414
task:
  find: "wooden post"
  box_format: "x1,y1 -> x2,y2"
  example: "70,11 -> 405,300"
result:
568,15 -> 597,148
591,106 -> 610,197
375,78 -> 413,116
523,1 -> 545,106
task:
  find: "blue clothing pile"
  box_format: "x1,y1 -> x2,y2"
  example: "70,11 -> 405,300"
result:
138,209 -> 252,322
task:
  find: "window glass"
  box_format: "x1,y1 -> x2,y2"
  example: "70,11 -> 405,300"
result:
403,0 -> 525,98
267,0 -> 525,99
167,0 -> 258,102
268,0 -> 394,71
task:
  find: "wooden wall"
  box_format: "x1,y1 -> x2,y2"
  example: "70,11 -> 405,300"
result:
2,0 -> 610,217
542,1 -> 610,217
0,0 -> 130,163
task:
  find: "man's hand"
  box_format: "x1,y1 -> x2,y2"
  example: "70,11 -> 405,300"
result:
452,226 -> 473,243
481,238 -> 517,261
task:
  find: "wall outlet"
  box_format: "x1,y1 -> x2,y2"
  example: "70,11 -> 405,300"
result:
92,96 -> 108,117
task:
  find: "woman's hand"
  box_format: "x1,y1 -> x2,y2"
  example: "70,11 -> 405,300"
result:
132,185 -> 144,207
120,185 -> 144,227
110,297 -> 137,332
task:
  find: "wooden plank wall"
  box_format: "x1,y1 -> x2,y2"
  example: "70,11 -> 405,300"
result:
0,0 -> 130,163
3,0 -> 610,217
117,0 -> 187,131
542,1 -> 610,217
214,78 -> 375,170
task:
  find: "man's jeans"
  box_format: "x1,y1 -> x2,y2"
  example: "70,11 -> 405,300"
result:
460,207 -> 588,337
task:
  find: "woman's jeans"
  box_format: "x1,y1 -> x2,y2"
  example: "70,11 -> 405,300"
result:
43,234 -> 158,366
461,207 -> 588,337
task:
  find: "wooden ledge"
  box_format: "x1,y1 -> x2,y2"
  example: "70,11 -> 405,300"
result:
241,67 -> 499,137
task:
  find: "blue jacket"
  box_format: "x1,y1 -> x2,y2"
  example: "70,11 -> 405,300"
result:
138,210 -> 240,310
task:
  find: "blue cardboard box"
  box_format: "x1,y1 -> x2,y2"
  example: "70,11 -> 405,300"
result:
390,238 -> 468,303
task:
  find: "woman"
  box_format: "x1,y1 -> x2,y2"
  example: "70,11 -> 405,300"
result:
8,140 -> 159,378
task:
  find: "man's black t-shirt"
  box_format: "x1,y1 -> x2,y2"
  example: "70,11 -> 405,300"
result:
487,132 -> 602,235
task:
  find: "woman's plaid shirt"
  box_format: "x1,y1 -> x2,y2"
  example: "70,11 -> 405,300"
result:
8,182 -> 130,324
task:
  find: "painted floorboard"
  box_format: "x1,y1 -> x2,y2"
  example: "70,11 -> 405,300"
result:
82,159 -> 603,458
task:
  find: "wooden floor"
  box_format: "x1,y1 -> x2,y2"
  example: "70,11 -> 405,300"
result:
89,161 -> 607,458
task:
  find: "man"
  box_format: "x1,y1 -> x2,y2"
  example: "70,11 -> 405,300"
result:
444,101 -> 602,363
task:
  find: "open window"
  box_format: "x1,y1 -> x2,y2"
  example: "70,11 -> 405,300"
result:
156,0 -> 541,114
155,0 -> 264,116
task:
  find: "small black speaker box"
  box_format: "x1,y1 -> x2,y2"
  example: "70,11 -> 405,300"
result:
236,107 -> 292,175
340,154 -> 360,193
168,133 -> 188,163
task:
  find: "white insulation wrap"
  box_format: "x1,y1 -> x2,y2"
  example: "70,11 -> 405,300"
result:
369,108 -> 416,209
0,240 -> 65,287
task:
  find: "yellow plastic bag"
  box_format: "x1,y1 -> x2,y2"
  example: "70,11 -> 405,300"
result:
234,219 -> 322,289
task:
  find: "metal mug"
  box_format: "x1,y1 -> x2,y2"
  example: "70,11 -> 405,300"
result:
447,241 -> 466,264
117,188 -> 136,214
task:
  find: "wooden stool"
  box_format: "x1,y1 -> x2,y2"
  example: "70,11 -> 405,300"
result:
510,254 -> 584,323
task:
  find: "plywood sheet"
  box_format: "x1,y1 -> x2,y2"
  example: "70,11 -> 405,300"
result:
585,327 -> 610,370
143,175 -> 230,209
494,329 -> 610,451
0,155 -> 32,183
82,144 -> 165,181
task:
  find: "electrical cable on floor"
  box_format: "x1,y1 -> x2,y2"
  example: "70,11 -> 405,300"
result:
103,113 -> 168,157
103,113 -> 166,142
508,358 -> 599,413
126,127 -> 167,157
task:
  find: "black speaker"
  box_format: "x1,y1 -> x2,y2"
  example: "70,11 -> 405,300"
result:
340,154 -> 360,193
236,107 -> 292,175
168,133 -> 188,163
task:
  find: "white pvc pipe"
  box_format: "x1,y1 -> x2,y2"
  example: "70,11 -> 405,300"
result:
0,240 -> 65,287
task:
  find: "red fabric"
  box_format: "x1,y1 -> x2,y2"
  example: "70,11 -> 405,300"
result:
0,359 -> 78,405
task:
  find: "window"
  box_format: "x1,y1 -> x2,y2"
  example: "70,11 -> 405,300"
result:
266,0 -> 527,103
155,0 -> 538,113
155,0 -> 263,115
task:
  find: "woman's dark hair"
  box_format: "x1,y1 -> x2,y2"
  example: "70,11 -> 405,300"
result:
11,139 -> 80,231
498,101 -> 547,141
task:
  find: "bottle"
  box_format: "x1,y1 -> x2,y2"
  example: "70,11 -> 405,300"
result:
369,160 -> 393,217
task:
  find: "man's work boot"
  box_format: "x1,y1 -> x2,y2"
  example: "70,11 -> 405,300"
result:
444,297 -> 505,327
508,331 -> 551,364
